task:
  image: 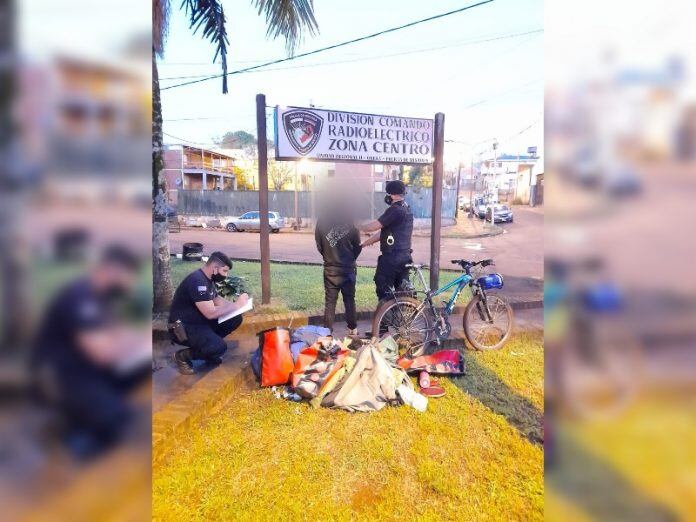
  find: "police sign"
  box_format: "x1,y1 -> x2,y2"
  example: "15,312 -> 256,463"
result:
274,105 -> 434,165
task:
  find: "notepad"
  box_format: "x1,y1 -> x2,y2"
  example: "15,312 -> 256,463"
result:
218,298 -> 253,324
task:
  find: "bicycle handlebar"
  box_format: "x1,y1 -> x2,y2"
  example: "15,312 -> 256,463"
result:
451,258 -> 494,270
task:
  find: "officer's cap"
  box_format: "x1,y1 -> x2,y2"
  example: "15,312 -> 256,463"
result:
385,180 -> 406,195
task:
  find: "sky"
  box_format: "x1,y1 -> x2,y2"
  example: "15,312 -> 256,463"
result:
157,0 -> 544,166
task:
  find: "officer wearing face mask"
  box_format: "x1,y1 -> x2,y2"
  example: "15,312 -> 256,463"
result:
169,251 -> 249,374
358,180 -> 414,301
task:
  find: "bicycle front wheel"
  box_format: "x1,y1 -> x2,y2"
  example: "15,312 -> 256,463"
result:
372,297 -> 433,358
463,294 -> 514,350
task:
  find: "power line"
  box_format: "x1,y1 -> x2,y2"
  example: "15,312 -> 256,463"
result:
159,28 -> 542,81
162,132 -> 217,146
460,78 -> 542,110
445,117 -> 541,150
161,0 -> 495,91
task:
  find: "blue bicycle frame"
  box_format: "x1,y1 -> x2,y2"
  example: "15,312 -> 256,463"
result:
411,268 -> 472,315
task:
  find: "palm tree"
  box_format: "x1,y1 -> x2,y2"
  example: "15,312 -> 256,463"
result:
152,0 -> 318,312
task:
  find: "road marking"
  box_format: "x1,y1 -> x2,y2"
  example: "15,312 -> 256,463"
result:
463,242 -> 484,251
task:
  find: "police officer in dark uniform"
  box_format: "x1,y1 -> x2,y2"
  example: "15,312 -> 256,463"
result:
169,252 -> 249,374
358,180 -> 414,301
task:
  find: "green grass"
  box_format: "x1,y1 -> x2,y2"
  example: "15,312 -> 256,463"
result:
153,332 -> 544,520
546,398 -> 696,521
170,258 -> 468,316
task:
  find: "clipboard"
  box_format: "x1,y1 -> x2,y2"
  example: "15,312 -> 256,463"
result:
218,298 -> 253,324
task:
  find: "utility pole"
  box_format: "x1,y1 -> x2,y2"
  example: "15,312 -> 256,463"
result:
469,154 -> 475,218
294,162 -> 299,230
454,162 -> 462,218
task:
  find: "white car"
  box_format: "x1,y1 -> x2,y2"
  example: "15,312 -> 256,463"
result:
225,211 -> 283,233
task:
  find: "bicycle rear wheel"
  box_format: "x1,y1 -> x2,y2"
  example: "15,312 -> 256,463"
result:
371,297 -> 433,358
463,294 -> 513,350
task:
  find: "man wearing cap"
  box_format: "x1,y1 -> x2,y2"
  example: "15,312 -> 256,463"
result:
169,251 -> 249,374
358,180 -> 414,301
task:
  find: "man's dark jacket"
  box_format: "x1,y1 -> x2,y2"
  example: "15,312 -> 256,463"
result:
315,218 -> 362,273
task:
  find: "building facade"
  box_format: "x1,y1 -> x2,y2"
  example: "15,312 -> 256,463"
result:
478,153 -> 539,201
162,145 -> 237,195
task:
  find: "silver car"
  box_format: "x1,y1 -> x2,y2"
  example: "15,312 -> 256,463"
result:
485,204 -> 514,223
225,211 -> 283,233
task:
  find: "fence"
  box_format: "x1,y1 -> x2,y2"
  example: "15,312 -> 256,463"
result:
177,188 -> 457,219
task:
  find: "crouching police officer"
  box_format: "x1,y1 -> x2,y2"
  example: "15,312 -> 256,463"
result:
358,180 -> 414,302
169,251 -> 249,374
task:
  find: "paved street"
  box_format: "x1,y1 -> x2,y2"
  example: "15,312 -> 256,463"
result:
170,206 -> 543,281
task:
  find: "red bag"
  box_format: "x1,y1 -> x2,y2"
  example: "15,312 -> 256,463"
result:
397,349 -> 465,375
258,327 -> 294,387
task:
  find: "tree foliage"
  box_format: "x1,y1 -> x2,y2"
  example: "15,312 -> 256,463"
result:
268,160 -> 294,191
407,165 -> 433,192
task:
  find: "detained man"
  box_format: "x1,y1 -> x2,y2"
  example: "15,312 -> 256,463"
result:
169,251 -> 249,375
315,199 -> 362,336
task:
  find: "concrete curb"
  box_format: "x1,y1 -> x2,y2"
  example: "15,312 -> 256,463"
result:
176,225 -> 504,241
412,224 -> 504,239
152,362 -> 248,466
153,300 -> 542,342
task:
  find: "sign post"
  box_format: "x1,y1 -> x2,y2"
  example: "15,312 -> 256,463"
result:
256,94 -> 271,304
430,113 -> 445,291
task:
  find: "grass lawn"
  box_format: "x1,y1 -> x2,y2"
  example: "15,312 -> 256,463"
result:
546,398 -> 696,521
170,258 -> 467,316
153,332 -> 544,521
172,259 -> 469,313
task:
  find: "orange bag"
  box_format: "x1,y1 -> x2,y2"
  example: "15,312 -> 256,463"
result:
259,327 -> 294,387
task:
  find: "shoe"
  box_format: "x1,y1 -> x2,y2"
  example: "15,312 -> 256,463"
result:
205,356 -> 223,367
174,348 -> 195,375
420,384 -> 445,398
347,328 -> 358,336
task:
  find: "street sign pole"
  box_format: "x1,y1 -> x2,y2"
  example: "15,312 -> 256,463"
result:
429,112 -> 445,291
455,161 -> 462,218
256,94 -> 271,304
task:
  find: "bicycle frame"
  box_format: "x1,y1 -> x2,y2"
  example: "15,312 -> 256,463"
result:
409,267 -> 474,317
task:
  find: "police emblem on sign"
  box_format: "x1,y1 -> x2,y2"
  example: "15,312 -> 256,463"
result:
283,110 -> 323,155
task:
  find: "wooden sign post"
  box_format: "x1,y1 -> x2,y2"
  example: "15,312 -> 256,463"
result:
256,93 -> 271,304
430,112 -> 445,291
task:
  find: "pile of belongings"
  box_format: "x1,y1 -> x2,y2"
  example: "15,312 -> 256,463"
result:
250,326 -> 467,413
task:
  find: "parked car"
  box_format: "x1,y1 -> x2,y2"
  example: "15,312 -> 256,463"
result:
474,198 -> 488,219
485,204 -> 514,223
604,167 -> 642,197
225,211 -> 283,233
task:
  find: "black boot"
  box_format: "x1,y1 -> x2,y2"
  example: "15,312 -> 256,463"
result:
205,356 -> 223,367
174,348 -> 195,375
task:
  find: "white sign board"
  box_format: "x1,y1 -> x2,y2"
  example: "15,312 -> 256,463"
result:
274,105 -> 434,165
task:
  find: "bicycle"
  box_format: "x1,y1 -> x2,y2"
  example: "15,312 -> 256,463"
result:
371,259 -> 514,358
545,257 -> 642,420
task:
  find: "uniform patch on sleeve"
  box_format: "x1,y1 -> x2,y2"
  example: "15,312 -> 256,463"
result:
197,285 -> 207,292
80,300 -> 100,319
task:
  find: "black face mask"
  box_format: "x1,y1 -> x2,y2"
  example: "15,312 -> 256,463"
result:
212,271 -> 226,283
384,195 -> 393,205
102,284 -> 128,300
